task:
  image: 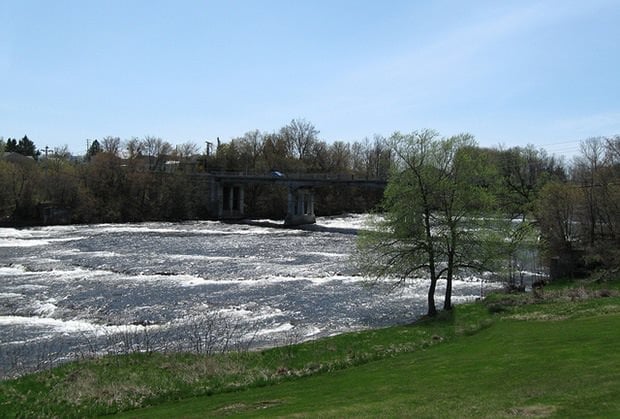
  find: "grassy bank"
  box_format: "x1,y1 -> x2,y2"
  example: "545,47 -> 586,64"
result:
2,281 -> 619,417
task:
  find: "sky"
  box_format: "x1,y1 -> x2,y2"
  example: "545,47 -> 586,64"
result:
1,0 -> 619,158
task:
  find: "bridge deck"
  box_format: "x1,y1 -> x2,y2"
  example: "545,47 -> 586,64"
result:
203,172 -> 387,188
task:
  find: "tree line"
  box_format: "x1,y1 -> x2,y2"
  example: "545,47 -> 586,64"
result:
0,119 -> 389,225
1,122 -> 618,292
356,130 -> 619,316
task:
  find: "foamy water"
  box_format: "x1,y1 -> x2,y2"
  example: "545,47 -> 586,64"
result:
0,214 -> 498,378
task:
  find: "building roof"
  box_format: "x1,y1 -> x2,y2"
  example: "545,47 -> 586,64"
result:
1,152 -> 36,164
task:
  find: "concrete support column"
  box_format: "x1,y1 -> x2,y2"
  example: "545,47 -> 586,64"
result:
288,187 -> 295,216
210,179 -> 223,218
285,187 -> 316,225
228,186 -> 234,213
308,191 -> 314,216
299,191 -> 305,215
215,183 -> 245,219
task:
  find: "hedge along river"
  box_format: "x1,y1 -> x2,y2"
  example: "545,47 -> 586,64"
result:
0,214 -> 499,378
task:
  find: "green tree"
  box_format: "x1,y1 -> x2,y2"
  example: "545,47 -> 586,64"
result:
0,157 -> 41,222
536,180 -> 581,277
571,137 -> 620,270
262,132 -> 294,171
357,130 -> 499,317
80,152 -> 125,222
490,145 -> 565,219
42,154 -> 79,210
0,161 -> 15,218
533,135 -> 620,279
232,130 -> 265,172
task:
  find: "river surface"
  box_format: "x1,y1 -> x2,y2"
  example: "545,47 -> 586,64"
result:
0,215 -> 496,378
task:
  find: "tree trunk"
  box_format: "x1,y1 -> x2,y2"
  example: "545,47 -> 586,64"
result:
443,251 -> 454,311
424,207 -> 438,317
427,277 -> 438,317
443,273 -> 453,311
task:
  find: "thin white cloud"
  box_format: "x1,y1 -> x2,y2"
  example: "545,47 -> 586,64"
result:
337,0 -> 615,102
305,0 -> 619,143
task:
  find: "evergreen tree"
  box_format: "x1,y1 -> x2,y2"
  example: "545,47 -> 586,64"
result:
6,138 -> 18,153
16,135 -> 38,159
86,139 -> 102,161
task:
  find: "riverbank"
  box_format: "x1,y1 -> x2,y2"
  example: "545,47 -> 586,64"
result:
2,278 -> 618,417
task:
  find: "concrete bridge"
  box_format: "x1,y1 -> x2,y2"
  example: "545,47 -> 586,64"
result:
206,172 -> 386,225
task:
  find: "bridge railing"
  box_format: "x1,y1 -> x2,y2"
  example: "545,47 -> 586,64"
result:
206,170 -> 387,182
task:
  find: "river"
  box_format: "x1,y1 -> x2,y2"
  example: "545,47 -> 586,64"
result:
0,214 -> 495,378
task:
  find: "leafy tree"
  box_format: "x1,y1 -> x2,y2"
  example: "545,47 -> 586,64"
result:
490,145 -> 565,220
81,152 -> 125,221
0,157 -> 41,221
573,137 -> 607,247
233,129 -> 265,172
535,135 -> 620,278
42,155 -> 79,211
536,180 -> 581,277
357,130 -> 499,317
572,137 -> 620,268
213,141 -> 241,171
307,140 -> 330,172
0,161 -> 16,218
262,132 -> 294,171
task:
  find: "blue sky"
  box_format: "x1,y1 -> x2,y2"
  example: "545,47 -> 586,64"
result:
1,0 -> 619,157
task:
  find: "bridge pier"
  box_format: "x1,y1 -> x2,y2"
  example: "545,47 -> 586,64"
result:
206,172 -> 385,224
210,180 -> 245,219
285,187 -> 316,225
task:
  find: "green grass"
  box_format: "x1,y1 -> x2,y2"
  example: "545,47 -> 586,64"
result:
125,313 -> 620,418
2,281 -> 619,417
